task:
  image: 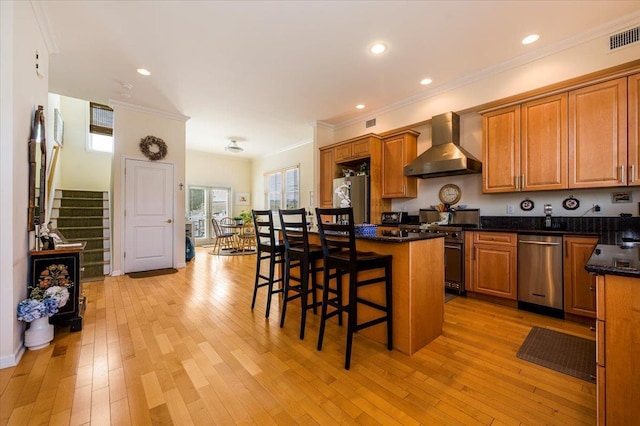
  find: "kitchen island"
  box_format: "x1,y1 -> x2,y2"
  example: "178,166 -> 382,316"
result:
585,244 -> 640,425
306,228 -> 445,356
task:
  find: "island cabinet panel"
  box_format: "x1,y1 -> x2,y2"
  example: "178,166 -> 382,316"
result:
482,105 -> 520,193
569,77 -> 628,188
596,274 -> 640,425
319,148 -> 336,208
629,72 -> 640,186
307,234 -> 444,355
563,236 -> 598,318
381,130 -> 418,198
521,93 -> 568,190
471,232 -> 517,300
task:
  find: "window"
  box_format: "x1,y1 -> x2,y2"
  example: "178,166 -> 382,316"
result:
265,165 -> 299,211
187,186 -> 231,241
88,102 -> 114,153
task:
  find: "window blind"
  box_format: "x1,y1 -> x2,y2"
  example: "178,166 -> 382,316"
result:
89,102 -> 114,136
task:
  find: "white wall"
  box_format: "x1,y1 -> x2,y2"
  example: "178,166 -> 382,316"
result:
110,102 -> 188,275
320,27 -> 640,221
57,96 -> 112,191
251,142 -> 315,214
185,150 -> 252,217
1,0 -> 51,368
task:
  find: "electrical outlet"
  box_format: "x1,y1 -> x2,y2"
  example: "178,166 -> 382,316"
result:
507,205 -> 514,214
593,204 -> 602,213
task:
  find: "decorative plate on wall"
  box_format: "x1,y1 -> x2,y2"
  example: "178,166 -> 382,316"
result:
520,198 -> 534,211
562,196 -> 580,210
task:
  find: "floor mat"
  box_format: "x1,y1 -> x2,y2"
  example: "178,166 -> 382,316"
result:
128,268 -> 179,278
209,249 -> 256,256
517,326 -> 596,383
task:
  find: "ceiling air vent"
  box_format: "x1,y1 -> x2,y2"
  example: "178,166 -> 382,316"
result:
365,118 -> 376,128
609,26 -> 640,51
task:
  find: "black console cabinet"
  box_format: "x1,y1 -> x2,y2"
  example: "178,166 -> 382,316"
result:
29,243 -> 86,331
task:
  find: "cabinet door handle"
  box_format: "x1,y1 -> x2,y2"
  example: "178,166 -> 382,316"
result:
521,175 -> 525,190
589,285 -> 595,291
565,241 -> 568,258
619,165 -> 625,183
514,176 -> 519,190
630,164 -> 636,183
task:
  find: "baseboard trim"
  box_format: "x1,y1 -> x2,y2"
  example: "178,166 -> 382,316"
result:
0,344 -> 25,369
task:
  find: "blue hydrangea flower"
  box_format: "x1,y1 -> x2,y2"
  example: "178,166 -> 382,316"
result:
16,297 -> 59,322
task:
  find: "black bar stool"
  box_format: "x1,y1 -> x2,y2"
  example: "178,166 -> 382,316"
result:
315,207 -> 393,370
251,210 -> 285,318
278,208 -> 325,339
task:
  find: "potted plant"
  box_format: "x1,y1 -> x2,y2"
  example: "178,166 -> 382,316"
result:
17,287 -> 67,350
238,210 -> 253,224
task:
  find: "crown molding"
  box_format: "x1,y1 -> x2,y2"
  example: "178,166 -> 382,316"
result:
31,1 -> 59,54
109,100 -> 190,122
334,11 -> 640,131
314,120 -> 335,131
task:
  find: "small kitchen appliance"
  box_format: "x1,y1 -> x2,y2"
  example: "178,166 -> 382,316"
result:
381,211 -> 408,226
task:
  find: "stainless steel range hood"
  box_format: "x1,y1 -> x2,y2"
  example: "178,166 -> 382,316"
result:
404,112 -> 482,178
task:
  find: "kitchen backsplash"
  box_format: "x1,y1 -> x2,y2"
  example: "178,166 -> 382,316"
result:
480,215 -> 640,245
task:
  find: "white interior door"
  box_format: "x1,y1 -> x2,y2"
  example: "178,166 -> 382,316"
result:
124,159 -> 174,273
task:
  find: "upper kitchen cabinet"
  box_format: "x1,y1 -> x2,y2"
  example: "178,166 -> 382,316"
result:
482,105 -> 521,192
381,130 -> 419,198
482,94 -> 568,193
628,72 -> 640,186
334,134 -> 374,163
319,147 -> 336,208
522,94 -> 568,190
569,77 -> 627,188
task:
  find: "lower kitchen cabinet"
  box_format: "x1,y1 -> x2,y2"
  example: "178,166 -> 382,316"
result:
470,232 -> 517,300
563,235 -> 598,317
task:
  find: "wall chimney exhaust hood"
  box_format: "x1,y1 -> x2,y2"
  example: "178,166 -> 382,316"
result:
404,112 -> 482,178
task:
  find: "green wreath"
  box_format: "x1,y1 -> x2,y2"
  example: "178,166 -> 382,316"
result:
139,135 -> 168,161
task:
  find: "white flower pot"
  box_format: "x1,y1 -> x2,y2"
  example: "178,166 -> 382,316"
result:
24,316 -> 54,350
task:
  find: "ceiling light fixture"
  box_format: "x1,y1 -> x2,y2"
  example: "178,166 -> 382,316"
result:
522,34 -> 540,45
356,104 -> 365,110
420,78 -> 433,86
136,68 -> 151,76
224,139 -> 243,153
369,42 -> 388,55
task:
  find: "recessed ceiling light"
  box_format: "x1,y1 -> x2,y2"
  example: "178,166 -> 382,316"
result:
522,34 -> 540,45
369,42 -> 388,55
420,78 -> 433,86
356,104 -> 365,110
136,68 -> 151,76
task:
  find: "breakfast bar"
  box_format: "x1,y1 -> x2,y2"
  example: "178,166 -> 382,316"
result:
307,229 -> 445,355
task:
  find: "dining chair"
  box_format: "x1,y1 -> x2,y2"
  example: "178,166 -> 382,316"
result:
251,210 -> 285,318
210,217 -> 237,254
236,221 -> 256,253
278,208 -> 326,339
315,206 -> 393,370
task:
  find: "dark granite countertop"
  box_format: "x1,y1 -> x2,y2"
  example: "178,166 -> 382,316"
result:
280,226 -> 445,243
585,244 -> 640,278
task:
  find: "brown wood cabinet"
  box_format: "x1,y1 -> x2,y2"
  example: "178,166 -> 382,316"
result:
595,274 -> 640,425
482,94 -> 568,193
381,130 -> 419,198
568,77 -> 628,188
482,106 -> 520,193
470,232 -> 517,300
521,93 -> 568,190
319,148 -> 336,208
334,135 -> 372,163
629,72 -> 640,186
563,236 -> 598,318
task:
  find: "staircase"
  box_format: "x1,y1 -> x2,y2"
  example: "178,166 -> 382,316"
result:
50,190 -> 111,281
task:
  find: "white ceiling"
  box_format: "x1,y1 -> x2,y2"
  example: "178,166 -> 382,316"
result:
41,1 -> 640,159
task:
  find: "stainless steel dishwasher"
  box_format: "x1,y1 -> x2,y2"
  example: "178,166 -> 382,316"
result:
517,234 -> 563,318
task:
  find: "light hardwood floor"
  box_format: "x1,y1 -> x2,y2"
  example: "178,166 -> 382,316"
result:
1,247 -> 596,425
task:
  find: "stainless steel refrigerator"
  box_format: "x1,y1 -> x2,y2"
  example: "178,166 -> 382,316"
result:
333,175 -> 370,224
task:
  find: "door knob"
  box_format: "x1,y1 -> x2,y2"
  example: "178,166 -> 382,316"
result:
166,219 -> 172,223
